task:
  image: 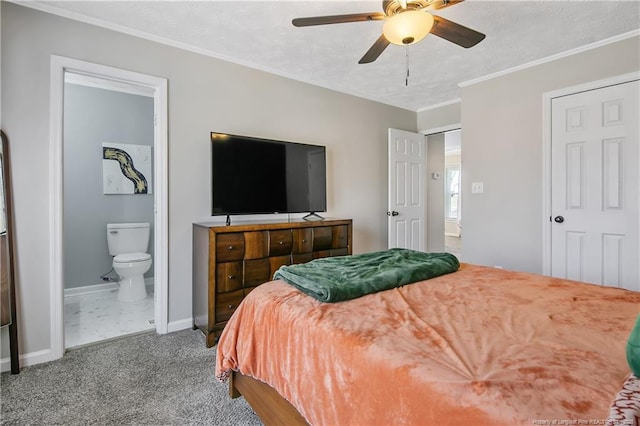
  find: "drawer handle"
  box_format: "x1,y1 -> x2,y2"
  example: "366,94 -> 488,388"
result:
339,235 -> 344,239
279,241 -> 284,245
228,245 -> 234,251
302,239 -> 307,243
228,275 -> 235,280
228,304 -> 235,309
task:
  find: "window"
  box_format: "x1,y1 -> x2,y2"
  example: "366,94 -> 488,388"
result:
445,164 -> 460,220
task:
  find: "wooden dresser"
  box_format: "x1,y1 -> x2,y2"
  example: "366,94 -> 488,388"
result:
193,218 -> 352,347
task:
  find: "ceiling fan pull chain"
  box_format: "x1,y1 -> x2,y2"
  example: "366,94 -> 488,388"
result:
405,47 -> 410,87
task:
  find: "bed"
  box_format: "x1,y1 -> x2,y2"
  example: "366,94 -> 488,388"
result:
215,253 -> 640,425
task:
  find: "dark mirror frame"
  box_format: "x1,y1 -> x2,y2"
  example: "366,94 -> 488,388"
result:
1,129 -> 20,374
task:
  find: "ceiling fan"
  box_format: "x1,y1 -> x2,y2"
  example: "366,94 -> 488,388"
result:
292,0 -> 485,64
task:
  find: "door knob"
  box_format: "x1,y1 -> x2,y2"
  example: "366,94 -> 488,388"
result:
554,216 -> 564,223
387,211 -> 399,217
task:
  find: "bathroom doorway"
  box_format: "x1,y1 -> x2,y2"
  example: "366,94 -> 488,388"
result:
50,57 -> 168,356
63,74 -> 155,348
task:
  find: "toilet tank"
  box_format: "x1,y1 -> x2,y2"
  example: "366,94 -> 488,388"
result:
107,223 -> 150,255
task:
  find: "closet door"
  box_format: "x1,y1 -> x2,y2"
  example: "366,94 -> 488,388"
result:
550,80 -> 639,291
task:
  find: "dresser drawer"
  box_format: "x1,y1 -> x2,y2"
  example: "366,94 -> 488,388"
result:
292,228 -> 313,254
312,226 -> 332,251
313,250 -> 331,259
269,255 -> 291,277
215,289 -> 244,323
244,231 -> 269,260
244,258 -> 270,287
216,233 -> 245,262
292,252 -> 313,264
216,262 -> 243,293
330,248 -> 349,257
269,229 -> 293,256
331,225 -> 349,249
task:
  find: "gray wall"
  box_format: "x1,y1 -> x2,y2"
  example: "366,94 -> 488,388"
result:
63,83 -> 154,289
426,133 -> 444,252
1,3 -> 416,360
460,36 -> 640,273
418,102 -> 461,134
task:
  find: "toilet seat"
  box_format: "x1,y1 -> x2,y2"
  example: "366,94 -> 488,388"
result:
114,252 -> 151,263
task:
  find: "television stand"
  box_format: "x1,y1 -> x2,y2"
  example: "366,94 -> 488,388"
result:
303,212 -> 324,221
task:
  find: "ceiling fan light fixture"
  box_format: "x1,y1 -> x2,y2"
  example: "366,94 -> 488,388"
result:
383,10 -> 434,46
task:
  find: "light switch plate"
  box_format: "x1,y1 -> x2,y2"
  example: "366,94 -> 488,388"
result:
471,182 -> 484,194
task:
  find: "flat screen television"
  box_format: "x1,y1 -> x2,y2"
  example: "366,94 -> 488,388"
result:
211,132 -> 327,217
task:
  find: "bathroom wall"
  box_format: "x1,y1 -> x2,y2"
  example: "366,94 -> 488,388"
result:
63,82 -> 155,289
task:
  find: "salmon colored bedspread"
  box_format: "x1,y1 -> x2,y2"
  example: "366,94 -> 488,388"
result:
215,263 -> 640,425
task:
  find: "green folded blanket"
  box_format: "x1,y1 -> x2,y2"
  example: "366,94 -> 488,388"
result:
627,314 -> 640,376
273,248 -> 459,303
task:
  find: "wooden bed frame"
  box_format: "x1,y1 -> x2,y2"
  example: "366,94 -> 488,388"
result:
229,371 -> 308,425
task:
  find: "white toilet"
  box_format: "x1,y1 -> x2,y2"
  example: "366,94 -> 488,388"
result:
107,222 -> 152,302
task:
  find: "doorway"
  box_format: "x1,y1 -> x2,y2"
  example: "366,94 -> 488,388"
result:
425,129 -> 462,256
49,56 -> 168,359
443,130 -> 462,258
63,74 -> 156,348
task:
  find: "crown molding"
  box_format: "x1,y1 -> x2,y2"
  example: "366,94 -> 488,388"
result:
13,1 -> 414,112
417,98 -> 461,113
459,30 -> 640,88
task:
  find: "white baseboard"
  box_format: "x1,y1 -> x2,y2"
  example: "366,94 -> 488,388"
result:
64,282 -> 118,297
0,348 -> 54,373
64,278 -> 155,298
167,318 -> 193,333
1,316 -> 193,372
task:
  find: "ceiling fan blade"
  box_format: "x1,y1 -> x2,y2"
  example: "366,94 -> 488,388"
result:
358,35 -> 391,64
293,12 -> 385,27
431,15 -> 485,48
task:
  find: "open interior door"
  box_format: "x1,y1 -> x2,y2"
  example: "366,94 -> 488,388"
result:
388,128 -> 427,250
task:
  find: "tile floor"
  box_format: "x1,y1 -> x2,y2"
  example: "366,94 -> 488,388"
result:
64,284 -> 155,349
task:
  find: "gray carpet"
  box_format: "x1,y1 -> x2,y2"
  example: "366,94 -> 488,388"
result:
0,329 -> 262,425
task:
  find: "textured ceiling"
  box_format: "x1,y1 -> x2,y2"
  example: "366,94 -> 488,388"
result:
25,0 -> 640,111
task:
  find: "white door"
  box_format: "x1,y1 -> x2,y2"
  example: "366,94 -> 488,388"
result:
551,80 -> 639,291
388,128 -> 427,250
